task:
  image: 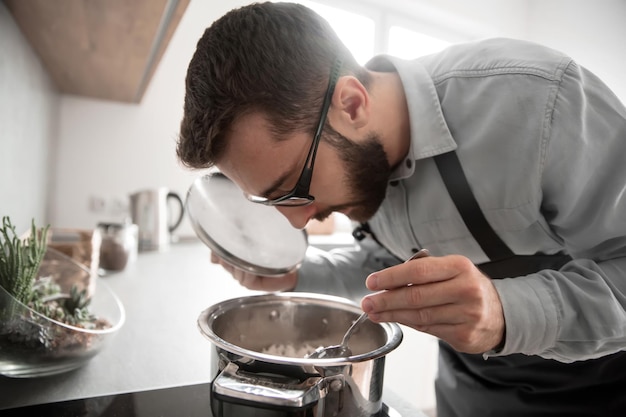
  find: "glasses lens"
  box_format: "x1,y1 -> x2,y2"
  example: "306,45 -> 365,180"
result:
245,193 -> 313,207
275,197 -> 314,207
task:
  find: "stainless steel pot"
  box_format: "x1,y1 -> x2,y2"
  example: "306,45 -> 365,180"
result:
197,293 -> 403,417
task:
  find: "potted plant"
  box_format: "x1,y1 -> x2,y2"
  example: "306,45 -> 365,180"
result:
0,216 -> 124,378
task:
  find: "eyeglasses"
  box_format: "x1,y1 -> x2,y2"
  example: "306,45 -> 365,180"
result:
245,59 -> 343,206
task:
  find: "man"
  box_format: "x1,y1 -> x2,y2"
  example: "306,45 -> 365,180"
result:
177,2 -> 626,416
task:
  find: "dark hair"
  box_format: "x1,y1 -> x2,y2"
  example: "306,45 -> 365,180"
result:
177,1 -> 369,169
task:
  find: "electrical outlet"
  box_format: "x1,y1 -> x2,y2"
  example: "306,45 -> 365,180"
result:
88,196 -> 106,213
109,197 -> 128,217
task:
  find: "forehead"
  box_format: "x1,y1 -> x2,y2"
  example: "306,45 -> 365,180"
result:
224,111 -> 265,149
218,112 -> 306,193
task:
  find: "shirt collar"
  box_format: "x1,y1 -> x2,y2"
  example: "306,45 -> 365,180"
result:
366,55 -> 457,180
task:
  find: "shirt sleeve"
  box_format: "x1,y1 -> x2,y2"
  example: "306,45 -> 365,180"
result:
294,237 -> 401,303
488,60 -> 626,362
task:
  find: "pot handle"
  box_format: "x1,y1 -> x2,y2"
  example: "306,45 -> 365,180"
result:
213,362 -> 325,408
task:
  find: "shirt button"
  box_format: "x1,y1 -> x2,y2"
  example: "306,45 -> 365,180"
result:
411,248 -> 419,253
406,159 -> 413,169
390,181 -> 399,187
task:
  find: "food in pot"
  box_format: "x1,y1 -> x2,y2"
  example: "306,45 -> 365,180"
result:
261,342 -> 320,358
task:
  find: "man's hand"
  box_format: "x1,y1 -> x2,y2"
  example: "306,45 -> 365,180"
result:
210,252 -> 298,292
361,255 -> 505,353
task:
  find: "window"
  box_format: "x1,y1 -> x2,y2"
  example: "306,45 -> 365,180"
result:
388,26 -> 452,59
295,0 -> 466,62
300,0 -> 375,64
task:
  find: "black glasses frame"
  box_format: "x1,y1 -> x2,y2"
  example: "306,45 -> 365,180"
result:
246,59 -> 343,206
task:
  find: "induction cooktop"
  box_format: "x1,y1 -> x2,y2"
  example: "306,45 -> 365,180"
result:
0,383 -> 402,417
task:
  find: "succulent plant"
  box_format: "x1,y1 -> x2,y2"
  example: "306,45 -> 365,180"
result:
0,216 -> 97,329
0,217 -> 49,304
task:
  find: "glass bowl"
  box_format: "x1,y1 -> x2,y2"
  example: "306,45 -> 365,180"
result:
0,248 -> 125,378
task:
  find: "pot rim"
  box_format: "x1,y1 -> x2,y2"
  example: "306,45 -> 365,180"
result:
197,292 -> 403,365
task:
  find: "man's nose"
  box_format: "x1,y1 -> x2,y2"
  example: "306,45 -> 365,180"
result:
275,205 -> 316,230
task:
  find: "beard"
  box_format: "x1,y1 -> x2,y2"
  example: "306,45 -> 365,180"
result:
315,126 -> 391,223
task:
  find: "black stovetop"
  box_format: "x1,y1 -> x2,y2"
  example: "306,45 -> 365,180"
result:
0,383 -> 401,417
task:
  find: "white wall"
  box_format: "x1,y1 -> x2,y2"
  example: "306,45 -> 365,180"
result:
526,0 -> 626,101
0,2 -> 59,234
369,0 -> 529,39
52,0 -> 248,237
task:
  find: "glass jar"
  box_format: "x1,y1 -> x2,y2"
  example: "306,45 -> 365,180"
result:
97,221 -> 138,272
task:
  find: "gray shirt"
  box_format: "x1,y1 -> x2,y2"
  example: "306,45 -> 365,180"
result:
295,38 -> 626,363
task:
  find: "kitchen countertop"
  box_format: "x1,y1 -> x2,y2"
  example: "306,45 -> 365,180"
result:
0,241 -> 429,416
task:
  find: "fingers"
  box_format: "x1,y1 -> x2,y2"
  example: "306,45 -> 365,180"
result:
361,254 -> 505,353
362,257 -> 489,316
363,277 -> 462,312
235,271 -> 297,292
210,252 -> 220,264
365,303 -> 465,328
210,251 -> 298,292
366,255 -> 475,291
256,273 -> 298,292
364,294 -> 504,354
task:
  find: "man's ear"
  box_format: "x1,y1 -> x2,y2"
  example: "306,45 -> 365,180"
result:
329,76 -> 369,131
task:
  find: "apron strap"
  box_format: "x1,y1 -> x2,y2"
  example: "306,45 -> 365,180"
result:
434,151 -> 515,262
431,151 -> 600,417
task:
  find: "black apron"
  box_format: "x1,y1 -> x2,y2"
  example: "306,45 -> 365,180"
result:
354,152 -> 626,416
432,151 -> 626,417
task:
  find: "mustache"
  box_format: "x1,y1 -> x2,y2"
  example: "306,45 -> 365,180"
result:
313,207 -> 342,222
313,211 -> 333,222
313,198 -> 370,222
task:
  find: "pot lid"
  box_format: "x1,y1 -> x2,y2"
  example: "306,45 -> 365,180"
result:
185,173 -> 307,276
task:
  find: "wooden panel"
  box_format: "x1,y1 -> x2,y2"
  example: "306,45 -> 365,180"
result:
5,0 -> 190,103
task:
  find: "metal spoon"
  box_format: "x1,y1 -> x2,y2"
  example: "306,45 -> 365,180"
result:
307,248 -> 430,359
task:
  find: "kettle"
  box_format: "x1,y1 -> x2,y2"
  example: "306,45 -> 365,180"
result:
129,188 -> 184,252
